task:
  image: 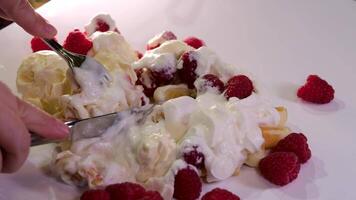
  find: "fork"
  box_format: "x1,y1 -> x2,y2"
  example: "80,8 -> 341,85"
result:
41,38 -> 112,85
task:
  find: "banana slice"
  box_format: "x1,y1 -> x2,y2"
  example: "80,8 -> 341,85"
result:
16,51 -> 73,118
245,149 -> 269,167
261,126 -> 291,149
153,84 -> 191,104
275,106 -> 287,128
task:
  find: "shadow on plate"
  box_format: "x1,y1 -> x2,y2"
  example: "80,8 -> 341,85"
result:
298,98 -> 345,114
279,156 -> 327,199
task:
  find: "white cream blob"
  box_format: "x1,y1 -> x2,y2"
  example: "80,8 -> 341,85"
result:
85,14 -> 117,36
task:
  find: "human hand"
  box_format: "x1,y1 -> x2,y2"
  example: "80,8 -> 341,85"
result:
0,0 -> 57,38
0,82 -> 69,173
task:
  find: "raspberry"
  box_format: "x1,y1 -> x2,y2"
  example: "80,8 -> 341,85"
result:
173,167 -> 202,200
183,37 -> 206,49
196,74 -> 225,93
138,191 -> 164,200
151,69 -> 175,85
63,29 -> 93,55
80,189 -> 110,200
136,51 -> 143,59
224,75 -> 254,99
30,37 -> 52,52
96,20 -> 110,32
105,182 -> 146,200
201,188 -> 240,200
259,152 -> 300,186
297,75 -> 334,104
178,51 -> 198,88
272,133 -> 311,164
147,31 -> 177,50
135,68 -> 158,97
183,146 -> 205,169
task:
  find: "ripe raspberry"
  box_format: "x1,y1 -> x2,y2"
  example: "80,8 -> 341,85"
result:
105,182 -> 146,200
184,37 -> 206,49
63,29 -> 93,55
147,31 -> 177,50
135,68 -> 158,97
272,133 -> 311,164
173,167 -> 202,200
138,191 -> 164,200
297,75 -> 334,104
183,146 -> 205,169
178,51 -> 198,88
80,189 -> 110,200
224,75 -> 254,99
136,51 -> 143,59
196,74 -> 225,93
96,20 -> 110,32
30,37 -> 52,52
151,69 -> 175,85
201,188 -> 240,200
259,152 -> 300,186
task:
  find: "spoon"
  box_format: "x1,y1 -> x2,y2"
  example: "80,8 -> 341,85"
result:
41,38 -> 112,85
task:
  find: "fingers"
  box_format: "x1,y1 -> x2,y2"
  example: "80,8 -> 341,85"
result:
0,107 -> 30,173
0,149 -> 3,172
2,0 -> 57,38
16,97 -> 69,140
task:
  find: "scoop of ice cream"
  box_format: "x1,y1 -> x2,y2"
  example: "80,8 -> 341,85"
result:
16,50 -> 74,118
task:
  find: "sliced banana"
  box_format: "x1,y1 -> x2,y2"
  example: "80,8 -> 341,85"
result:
261,126 -> 291,149
153,84 -> 191,104
245,149 -> 269,167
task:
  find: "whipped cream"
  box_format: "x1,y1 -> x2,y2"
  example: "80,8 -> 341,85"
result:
60,31 -> 145,119
85,14 -> 117,36
147,31 -> 177,50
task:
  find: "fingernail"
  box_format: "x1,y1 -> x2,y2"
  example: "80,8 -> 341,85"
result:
44,24 -> 57,38
56,122 -> 70,137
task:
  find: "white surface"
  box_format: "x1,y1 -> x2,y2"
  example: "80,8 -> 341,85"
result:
0,0 -> 356,199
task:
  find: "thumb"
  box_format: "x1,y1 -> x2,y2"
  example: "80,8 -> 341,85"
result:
9,0 -> 57,38
16,97 -> 69,139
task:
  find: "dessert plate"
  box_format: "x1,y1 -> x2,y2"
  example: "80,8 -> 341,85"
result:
0,0 -> 356,199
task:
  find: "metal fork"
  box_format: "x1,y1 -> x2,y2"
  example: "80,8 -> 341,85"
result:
41,38 -> 112,84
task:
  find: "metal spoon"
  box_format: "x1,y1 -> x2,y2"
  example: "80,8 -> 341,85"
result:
41,38 -> 112,85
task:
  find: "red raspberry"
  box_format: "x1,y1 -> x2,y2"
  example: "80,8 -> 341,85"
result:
138,191 -> 164,200
259,152 -> 300,186
105,182 -> 146,200
224,75 -> 254,99
63,29 -> 93,55
197,74 -> 225,93
80,189 -> 110,200
136,51 -> 143,59
183,146 -> 205,169
201,188 -> 240,200
297,75 -> 334,104
147,31 -> 177,50
96,20 -> 110,32
183,36 -> 206,49
135,68 -> 158,97
30,37 -> 52,52
178,51 -> 198,88
173,167 -> 202,200
272,133 -> 311,164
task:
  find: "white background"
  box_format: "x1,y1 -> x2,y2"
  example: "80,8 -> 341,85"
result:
0,0 -> 355,199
